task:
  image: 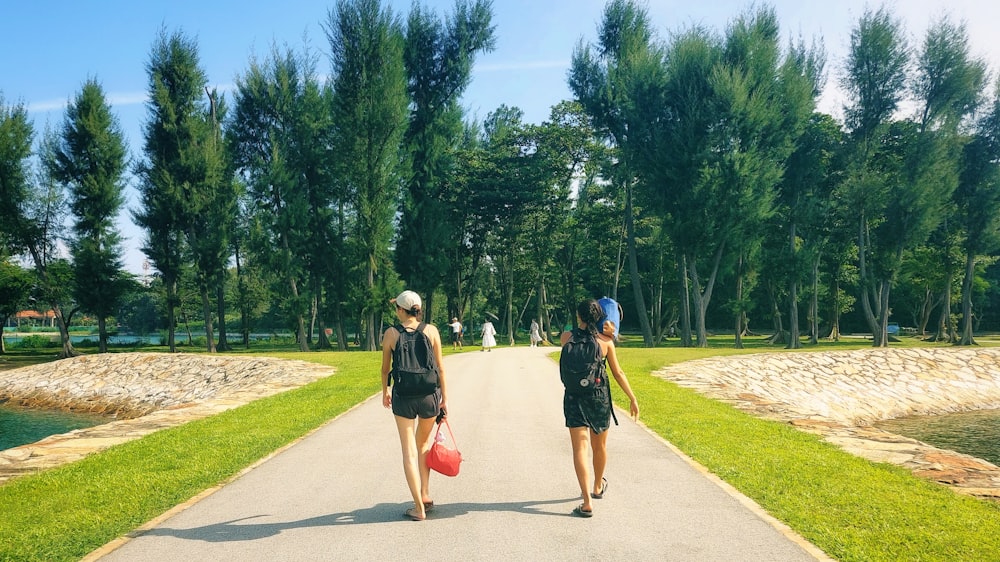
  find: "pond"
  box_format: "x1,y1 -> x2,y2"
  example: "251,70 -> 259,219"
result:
0,404 -> 109,451
875,409 -> 1000,466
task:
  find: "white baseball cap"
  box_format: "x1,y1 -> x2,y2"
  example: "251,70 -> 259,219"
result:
393,290 -> 422,311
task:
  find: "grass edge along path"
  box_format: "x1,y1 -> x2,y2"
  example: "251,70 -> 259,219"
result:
615,347 -> 1000,562
2,347 -> 1000,560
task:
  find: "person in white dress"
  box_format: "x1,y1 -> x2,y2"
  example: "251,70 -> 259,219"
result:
480,319 -> 497,351
530,319 -> 542,347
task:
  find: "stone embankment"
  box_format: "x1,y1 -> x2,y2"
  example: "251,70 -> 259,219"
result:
0,353 -> 333,484
654,347 -> 1000,501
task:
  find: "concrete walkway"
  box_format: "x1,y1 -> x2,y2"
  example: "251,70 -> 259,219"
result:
89,346 -> 829,561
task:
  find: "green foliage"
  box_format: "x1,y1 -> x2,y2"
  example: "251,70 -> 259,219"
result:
326,0 -> 409,349
0,95 -> 34,248
395,1 -> 495,314
134,28 -> 213,351
46,79 -> 130,351
616,347 -> 1000,561
12,334 -> 56,349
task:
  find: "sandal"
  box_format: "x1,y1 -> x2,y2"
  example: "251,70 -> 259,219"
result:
423,501 -> 435,512
572,504 -> 594,518
591,477 -> 608,499
404,507 -> 425,521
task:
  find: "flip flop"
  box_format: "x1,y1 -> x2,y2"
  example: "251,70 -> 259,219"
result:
591,477 -> 608,499
404,507 -> 425,521
423,501 -> 435,512
572,504 -> 594,518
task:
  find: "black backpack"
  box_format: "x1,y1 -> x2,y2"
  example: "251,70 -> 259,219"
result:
390,323 -> 440,397
559,328 -> 606,394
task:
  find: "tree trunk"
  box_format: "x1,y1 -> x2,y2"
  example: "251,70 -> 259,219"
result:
362,257 -> 376,351
826,275 -> 841,341
54,306 -> 77,358
216,283 -> 231,351
959,251 -> 977,345
165,276 -> 178,352
734,253 -> 744,350
932,272 -> 955,343
98,316 -> 108,353
809,253 -> 820,345
679,254 -> 692,346
0,315 -> 6,354
625,181 -> 653,346
201,286 -> 216,353
689,242 -> 725,348
787,222 -> 801,349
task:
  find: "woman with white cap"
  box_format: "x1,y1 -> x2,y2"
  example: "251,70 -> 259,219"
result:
381,290 -> 448,521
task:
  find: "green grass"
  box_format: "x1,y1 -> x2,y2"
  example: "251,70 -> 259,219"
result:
3,340 -> 1000,560
614,346 -> 1000,562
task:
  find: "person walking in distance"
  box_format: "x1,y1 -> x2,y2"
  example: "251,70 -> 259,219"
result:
480,318 -> 497,351
381,290 -> 448,521
529,318 -> 542,347
560,299 -> 639,517
448,317 -> 463,349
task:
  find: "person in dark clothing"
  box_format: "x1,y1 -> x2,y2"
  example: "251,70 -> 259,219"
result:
381,290 -> 448,521
560,299 -> 639,518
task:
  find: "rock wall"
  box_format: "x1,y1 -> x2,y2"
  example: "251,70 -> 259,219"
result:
655,347 -> 1000,426
0,352 -> 335,484
654,347 -> 1000,499
0,352 -> 334,418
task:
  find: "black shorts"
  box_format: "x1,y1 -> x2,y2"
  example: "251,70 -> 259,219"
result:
451,331 -> 461,343
392,387 -> 442,419
564,386 -> 611,434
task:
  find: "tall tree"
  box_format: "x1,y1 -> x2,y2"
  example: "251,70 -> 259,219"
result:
714,7 -> 814,349
569,0 -> 661,346
396,0 -> 495,322
839,6 -> 910,347
909,16 -> 987,345
229,45 -> 329,351
191,87 -> 236,353
957,80 -> 1000,345
327,0 -> 409,350
778,112 -> 844,344
1,107 -> 79,357
775,39 -> 828,348
46,79 -> 130,353
134,29 -> 210,353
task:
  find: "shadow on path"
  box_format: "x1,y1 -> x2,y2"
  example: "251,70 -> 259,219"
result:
138,497 -> 579,543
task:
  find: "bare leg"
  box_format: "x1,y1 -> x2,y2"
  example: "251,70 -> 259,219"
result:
569,427 -> 593,512
416,416 -> 437,505
591,428 -> 609,495
394,415 -> 425,518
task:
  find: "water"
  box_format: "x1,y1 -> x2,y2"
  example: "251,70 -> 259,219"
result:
875,409 -> 1000,466
0,404 -> 109,451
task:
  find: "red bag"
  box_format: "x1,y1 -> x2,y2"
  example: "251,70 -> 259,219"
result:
427,419 -> 462,477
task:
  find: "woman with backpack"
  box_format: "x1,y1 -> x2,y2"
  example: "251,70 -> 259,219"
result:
559,299 -> 639,518
381,290 -> 448,521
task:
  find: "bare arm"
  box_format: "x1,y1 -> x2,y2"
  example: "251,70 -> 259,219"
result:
603,340 -> 639,420
380,328 -> 396,409
424,325 -> 448,413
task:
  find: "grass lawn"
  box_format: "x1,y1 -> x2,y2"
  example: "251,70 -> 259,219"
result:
1,338 -> 1000,560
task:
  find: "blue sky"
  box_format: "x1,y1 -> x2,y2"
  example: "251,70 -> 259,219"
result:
4,0 -> 1000,273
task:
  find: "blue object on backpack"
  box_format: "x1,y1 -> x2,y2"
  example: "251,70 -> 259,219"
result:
597,297 -> 622,339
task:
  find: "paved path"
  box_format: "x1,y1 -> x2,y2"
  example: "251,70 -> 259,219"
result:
91,346 -> 828,561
